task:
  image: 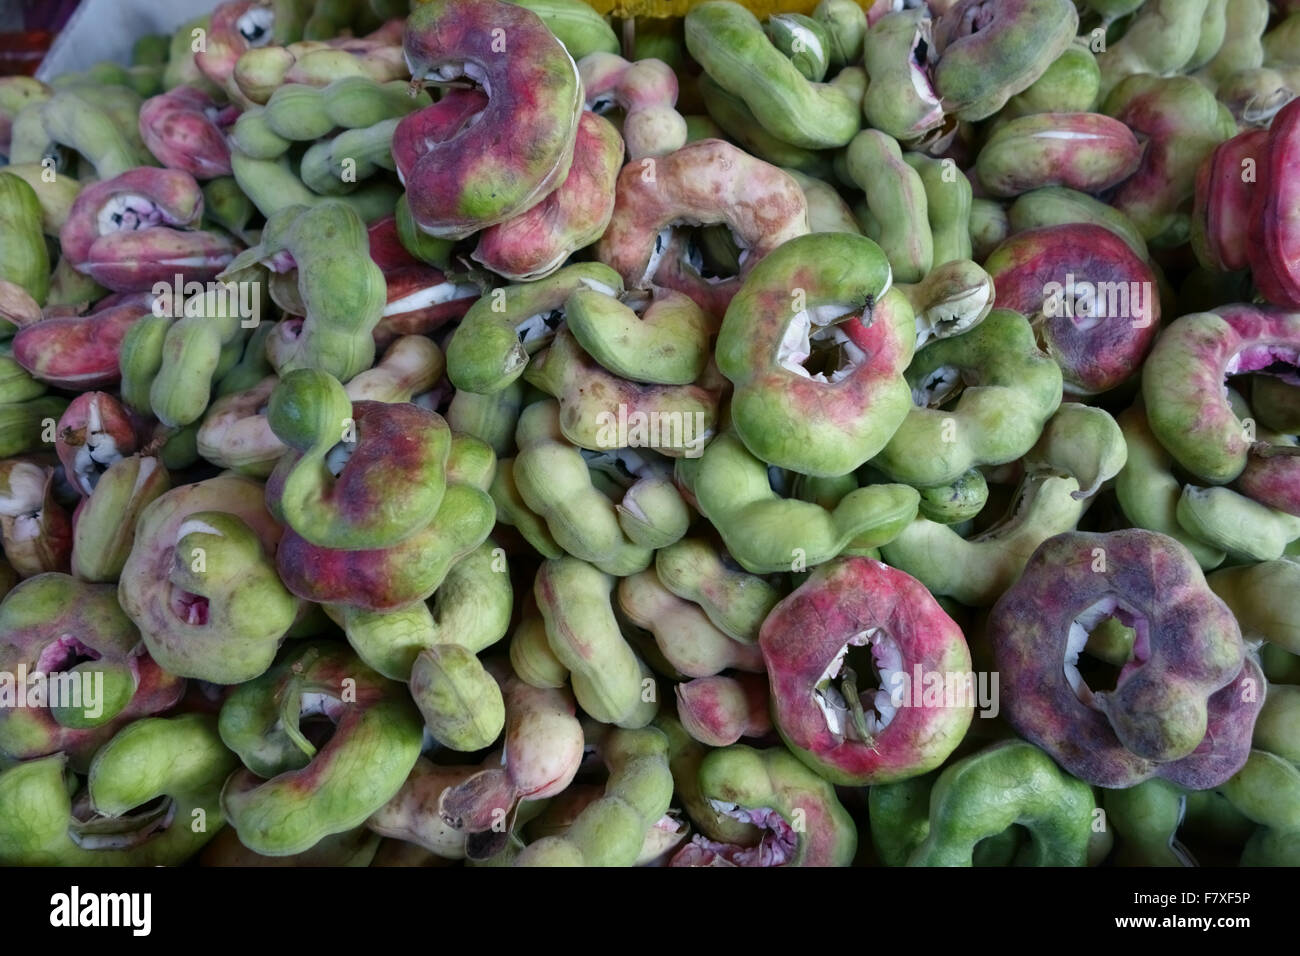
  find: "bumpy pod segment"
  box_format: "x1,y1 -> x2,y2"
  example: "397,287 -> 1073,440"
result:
990,529 -> 1260,789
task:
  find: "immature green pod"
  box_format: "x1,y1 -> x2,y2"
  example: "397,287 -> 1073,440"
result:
685,2 -> 860,150
0,173 -> 50,306
0,714 -> 239,865
219,642 -> 424,856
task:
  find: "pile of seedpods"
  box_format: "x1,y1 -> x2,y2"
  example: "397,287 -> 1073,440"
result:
0,0 -> 1299,868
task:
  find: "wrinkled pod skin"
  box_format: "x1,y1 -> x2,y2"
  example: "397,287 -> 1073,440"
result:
394,0 -> 582,239
0,714 -> 238,865
596,139 -> 810,320
0,573 -> 185,768
670,743 -> 857,867
219,642 -> 424,856
716,232 -> 913,477
59,168 -> 240,293
118,474 -> 297,685
990,529 -> 1260,789
220,201 -> 386,382
760,556 -> 972,786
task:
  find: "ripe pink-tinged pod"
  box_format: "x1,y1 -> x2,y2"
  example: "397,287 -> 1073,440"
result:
373,264 -> 479,348
675,673 -> 772,748
760,556 -> 973,786
472,111 -> 623,281
984,223 -> 1160,395
437,675 -> 584,845
1236,448 -> 1300,517
59,168 -> 240,293
990,529 -> 1259,790
1248,97 -> 1300,307
138,86 -> 238,180
365,216 -> 480,346
195,0 -> 276,91
395,0 -> 583,239
596,139 -> 809,319
578,53 -> 686,161
12,292 -> 155,389
975,112 -> 1143,198
1192,129 -> 1269,273
55,392 -> 139,497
